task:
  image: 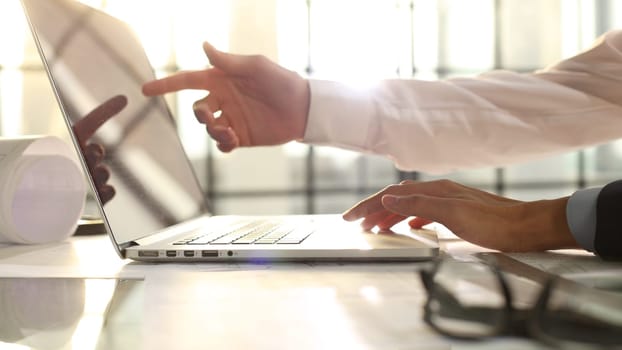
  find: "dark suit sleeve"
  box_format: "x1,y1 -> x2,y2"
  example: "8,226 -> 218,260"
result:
594,180 -> 622,260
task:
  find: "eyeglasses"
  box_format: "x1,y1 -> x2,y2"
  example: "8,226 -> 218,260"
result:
418,257 -> 622,349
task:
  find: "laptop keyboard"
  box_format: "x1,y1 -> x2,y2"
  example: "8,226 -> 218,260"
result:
173,221 -> 314,246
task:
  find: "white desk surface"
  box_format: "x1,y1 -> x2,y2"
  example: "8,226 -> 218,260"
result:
0,233 -> 611,350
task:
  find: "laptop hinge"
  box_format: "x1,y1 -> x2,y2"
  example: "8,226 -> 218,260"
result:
119,241 -> 138,250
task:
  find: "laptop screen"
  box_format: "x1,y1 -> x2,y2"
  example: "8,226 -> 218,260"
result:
21,0 -> 208,245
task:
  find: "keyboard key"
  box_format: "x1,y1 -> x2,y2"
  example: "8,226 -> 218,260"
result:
174,221 -> 314,246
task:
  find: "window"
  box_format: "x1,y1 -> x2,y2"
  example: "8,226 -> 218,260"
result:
2,0 -> 621,216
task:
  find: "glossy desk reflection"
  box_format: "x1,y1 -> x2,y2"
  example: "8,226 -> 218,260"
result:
0,278 -> 143,350
0,235 -> 593,350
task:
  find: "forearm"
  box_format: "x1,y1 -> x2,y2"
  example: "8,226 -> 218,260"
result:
303,30 -> 622,174
304,77 -> 622,174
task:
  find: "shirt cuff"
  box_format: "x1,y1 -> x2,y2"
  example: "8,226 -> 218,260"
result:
566,186 -> 603,252
303,79 -> 375,151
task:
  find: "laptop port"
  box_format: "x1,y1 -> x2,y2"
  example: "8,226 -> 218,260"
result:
202,250 -> 218,257
184,251 -> 195,257
138,250 -> 159,257
166,250 -> 177,257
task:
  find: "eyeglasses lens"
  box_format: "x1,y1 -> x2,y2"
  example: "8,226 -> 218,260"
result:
534,284 -> 622,347
427,260 -> 507,338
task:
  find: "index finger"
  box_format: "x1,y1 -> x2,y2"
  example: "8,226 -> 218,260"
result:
342,185 -> 402,221
73,95 -> 127,146
342,180 -> 459,221
142,70 -> 211,96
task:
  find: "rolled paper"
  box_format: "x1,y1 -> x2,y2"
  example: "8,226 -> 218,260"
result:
0,136 -> 86,244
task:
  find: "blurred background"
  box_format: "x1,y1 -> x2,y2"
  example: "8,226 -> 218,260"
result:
1,0 -> 622,216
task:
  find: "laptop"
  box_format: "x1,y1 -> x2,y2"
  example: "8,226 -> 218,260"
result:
20,0 -> 439,262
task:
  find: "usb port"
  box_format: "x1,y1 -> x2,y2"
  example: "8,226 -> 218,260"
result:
202,250 -> 218,257
166,250 -> 177,257
183,251 -> 195,257
138,250 -> 159,257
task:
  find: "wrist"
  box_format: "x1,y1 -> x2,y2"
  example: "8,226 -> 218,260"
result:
523,197 -> 581,251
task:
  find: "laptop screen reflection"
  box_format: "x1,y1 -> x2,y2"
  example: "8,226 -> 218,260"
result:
21,0 -> 207,246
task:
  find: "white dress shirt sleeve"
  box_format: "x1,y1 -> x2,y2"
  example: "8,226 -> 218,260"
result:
303,30 -> 622,174
566,187 -> 603,252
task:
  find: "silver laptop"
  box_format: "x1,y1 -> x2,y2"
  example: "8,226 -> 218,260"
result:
21,0 -> 438,262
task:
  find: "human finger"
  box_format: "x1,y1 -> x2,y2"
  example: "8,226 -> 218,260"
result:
400,179 -> 417,185
83,143 -> 105,168
98,184 -> 116,205
92,164 -> 111,188
381,194 -> 467,231
216,141 -> 236,153
344,180 -> 478,221
193,98 -> 217,124
203,41 -> 255,76
342,185 -> 403,221
207,125 -> 239,152
205,92 -> 222,113
193,100 -> 233,143
376,213 -> 409,231
360,210 -> 394,231
360,211 -> 409,232
408,217 -> 433,229
343,183 -> 429,221
74,95 -> 127,146
142,70 -> 212,96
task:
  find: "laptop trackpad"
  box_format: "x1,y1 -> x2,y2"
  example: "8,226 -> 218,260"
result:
362,228 -> 439,249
